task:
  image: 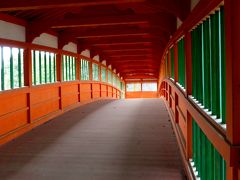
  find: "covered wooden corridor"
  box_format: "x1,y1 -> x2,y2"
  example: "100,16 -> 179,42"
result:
0,99 -> 185,180
1,0 -> 240,179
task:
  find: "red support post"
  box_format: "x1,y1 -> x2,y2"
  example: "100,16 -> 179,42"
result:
224,0 -> 240,178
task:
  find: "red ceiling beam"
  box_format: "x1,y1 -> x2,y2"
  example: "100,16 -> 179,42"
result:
102,48 -> 152,52
51,15 -> 149,29
61,27 -> 168,40
0,0 -> 145,11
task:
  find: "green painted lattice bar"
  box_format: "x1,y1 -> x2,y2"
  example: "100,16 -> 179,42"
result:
108,70 -> 112,84
80,59 -> 90,80
0,46 -> 24,91
101,67 -> 107,82
177,38 -> 185,88
32,50 -> 57,85
92,63 -> 99,81
165,53 -> 168,77
192,119 -> 226,180
62,55 -> 76,81
170,47 -> 174,79
191,6 -> 226,125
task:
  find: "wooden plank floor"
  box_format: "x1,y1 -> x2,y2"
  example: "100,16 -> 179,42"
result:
0,99 -> 186,180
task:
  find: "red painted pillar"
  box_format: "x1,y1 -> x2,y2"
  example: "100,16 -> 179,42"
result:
225,0 -> 240,179
24,48 -> 32,123
56,53 -> 63,110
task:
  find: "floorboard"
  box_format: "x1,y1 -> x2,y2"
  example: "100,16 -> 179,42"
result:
0,99 -> 186,180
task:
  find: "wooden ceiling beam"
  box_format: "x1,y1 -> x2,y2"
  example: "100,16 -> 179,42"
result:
0,0 -> 145,11
51,15 -> 150,29
103,49 -> 152,53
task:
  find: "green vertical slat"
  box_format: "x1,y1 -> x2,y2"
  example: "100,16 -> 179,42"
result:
182,39 -> 185,87
62,55 -> 65,81
39,51 -> 42,84
49,53 -> 52,82
222,157 -> 226,180
178,41 -> 181,85
203,19 -> 211,110
18,48 -> 22,87
165,54 -> 168,77
197,25 -> 203,104
38,51 -> 40,84
192,120 -> 196,163
220,6 -> 226,124
83,60 -> 85,80
44,52 -> 47,83
201,24 -> 205,106
1,47 -> 4,90
72,57 -> 75,80
191,31 -> 196,98
33,51 -> 36,85
10,48 -> 14,89
195,27 -> 199,100
80,59 -> 84,80
65,56 -> 67,81
170,47 -> 174,79
67,56 -> 70,81
69,56 -> 72,80
71,57 -> 73,80
181,39 -> 185,87
197,123 -> 201,177
53,54 -> 56,82
211,13 -> 220,118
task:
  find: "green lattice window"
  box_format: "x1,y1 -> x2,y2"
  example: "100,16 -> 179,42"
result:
170,47 -> 174,79
81,59 -> 90,80
101,67 -> 107,82
108,70 -> 112,84
192,119 -> 226,180
191,6 -> 226,125
0,46 -> 24,90
32,50 -> 56,85
92,63 -> 99,81
62,55 -> 76,81
177,38 -> 186,88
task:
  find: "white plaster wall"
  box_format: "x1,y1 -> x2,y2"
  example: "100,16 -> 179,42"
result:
102,60 -> 106,65
93,55 -> 100,61
191,0 -> 200,10
0,20 -> 26,42
81,49 -> 90,58
177,18 -> 182,29
63,42 -> 77,53
32,33 -> 58,48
